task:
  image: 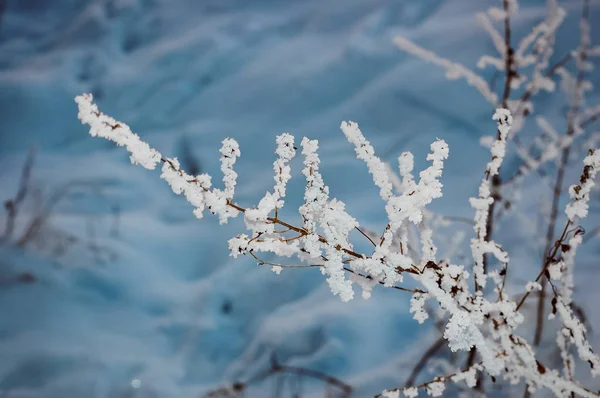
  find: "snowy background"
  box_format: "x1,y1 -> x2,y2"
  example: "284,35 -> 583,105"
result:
0,0 -> 599,397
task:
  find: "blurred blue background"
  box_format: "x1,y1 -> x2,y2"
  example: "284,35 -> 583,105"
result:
0,0 -> 599,397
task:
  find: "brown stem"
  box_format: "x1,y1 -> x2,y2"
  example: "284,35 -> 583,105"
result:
515,221 -> 571,312
534,146 -> 570,346
355,226 -> 377,246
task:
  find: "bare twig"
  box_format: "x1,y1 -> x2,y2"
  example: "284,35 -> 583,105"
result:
515,221 -> 571,313
355,226 -> 377,246
1,148 -> 36,242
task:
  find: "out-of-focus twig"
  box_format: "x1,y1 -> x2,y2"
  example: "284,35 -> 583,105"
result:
1,147 -> 36,242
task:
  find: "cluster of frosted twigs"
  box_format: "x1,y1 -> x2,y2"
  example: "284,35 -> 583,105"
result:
72,3 -> 600,394
76,90 -> 599,397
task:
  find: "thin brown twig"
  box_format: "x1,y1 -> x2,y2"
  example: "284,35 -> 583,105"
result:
355,226 -> 377,246
533,145 -> 571,346
379,224 -> 391,246
251,243 -> 427,294
250,250 -> 426,294
515,220 -> 571,312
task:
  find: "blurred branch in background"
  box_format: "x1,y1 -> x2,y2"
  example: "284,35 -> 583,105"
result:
0,0 -> 6,28
203,354 -> 351,398
0,148 -> 119,273
1,147 -> 36,243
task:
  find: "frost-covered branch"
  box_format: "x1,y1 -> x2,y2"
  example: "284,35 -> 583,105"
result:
75,6 -> 600,391
470,109 -> 512,291
75,94 -> 439,302
76,92 -> 600,397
